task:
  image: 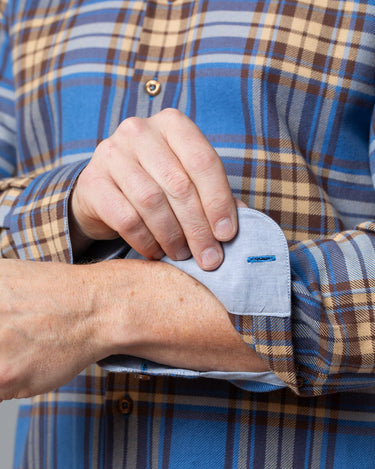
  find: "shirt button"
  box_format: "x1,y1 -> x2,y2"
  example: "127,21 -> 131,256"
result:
145,79 -> 161,97
118,396 -> 133,415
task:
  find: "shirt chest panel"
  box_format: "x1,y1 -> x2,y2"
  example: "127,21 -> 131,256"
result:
8,0 -> 375,236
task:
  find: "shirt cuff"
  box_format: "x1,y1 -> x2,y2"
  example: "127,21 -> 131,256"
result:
100,208 -> 291,391
1,160 -> 88,262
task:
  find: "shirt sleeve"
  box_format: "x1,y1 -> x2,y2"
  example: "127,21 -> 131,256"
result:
101,192 -> 375,396
240,105 -> 375,397
0,1 -> 88,263
241,222 -> 375,397
282,218 -> 375,396
0,161 -> 89,262
99,207 -> 291,393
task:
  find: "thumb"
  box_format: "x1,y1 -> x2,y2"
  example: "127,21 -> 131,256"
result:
235,198 -> 247,209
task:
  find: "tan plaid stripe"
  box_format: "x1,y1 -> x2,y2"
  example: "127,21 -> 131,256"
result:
247,0 -> 368,95
1,0 -> 375,466
241,150 -> 344,242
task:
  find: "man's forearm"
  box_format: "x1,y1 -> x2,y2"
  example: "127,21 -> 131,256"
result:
91,259 -> 267,373
0,258 -> 266,400
0,259 -> 104,400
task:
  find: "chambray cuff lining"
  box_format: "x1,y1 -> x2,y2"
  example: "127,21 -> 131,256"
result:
159,208 -> 291,317
99,355 -> 285,389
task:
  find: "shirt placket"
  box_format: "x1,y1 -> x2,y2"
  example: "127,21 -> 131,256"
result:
126,0 -> 199,117
104,371 -> 175,468
103,1 -> 200,466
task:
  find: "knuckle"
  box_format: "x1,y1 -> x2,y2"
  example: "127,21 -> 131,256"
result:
189,148 -> 218,173
118,116 -> 144,137
159,107 -> 183,123
189,224 -> 212,243
91,138 -> 117,170
137,187 -> 164,210
77,168 -> 108,202
205,194 -> 232,214
115,211 -> 143,236
95,138 -> 114,160
165,172 -> 194,200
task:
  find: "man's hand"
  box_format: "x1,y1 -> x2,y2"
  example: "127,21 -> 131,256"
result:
70,109 -> 237,270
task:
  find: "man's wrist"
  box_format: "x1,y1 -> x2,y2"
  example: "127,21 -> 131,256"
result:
92,258 -> 268,373
86,260 -> 137,358
68,190 -> 94,258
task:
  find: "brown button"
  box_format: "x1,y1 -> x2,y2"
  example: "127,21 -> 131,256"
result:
118,396 -> 133,415
145,79 -> 161,97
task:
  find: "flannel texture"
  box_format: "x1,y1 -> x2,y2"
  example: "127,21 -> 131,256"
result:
0,0 -> 375,467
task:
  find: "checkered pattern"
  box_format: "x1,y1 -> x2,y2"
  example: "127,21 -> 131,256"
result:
0,0 -> 375,467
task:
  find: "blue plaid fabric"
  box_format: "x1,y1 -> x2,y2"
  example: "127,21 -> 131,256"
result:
0,0 -> 374,467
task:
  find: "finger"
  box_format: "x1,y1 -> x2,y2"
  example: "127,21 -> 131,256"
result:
90,177 -> 165,259
110,161 -> 191,261
156,109 -> 238,242
133,125 -> 224,270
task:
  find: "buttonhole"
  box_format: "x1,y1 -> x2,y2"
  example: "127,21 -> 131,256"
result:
247,255 -> 276,264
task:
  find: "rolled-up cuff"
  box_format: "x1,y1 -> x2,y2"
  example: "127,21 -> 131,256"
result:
100,208 -> 292,392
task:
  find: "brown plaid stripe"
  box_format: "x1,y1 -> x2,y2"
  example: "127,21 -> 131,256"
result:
1,0 -> 375,466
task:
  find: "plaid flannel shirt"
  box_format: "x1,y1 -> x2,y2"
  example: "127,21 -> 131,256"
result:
0,0 -> 375,467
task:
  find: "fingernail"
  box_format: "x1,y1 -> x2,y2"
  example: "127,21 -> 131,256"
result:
201,247 -> 222,270
215,218 -> 234,240
176,246 -> 191,261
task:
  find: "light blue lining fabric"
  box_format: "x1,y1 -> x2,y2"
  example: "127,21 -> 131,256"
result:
100,208 -> 291,388
100,355 -> 286,387
160,208 -> 290,316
